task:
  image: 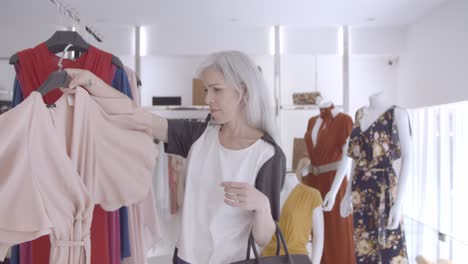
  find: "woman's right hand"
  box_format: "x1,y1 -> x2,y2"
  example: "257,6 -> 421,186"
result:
339,190 -> 353,218
62,69 -> 123,98
62,69 -> 169,142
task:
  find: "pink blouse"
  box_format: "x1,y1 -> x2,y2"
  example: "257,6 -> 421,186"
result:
0,87 -> 156,264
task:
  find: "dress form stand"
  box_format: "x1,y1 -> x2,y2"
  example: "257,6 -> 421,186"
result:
297,101 -> 356,264
341,91 -> 412,263
263,173 -> 324,263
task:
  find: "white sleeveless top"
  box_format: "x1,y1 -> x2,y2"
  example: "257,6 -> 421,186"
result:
176,125 -> 274,264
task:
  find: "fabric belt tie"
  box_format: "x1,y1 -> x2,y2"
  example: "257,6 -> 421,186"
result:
51,240 -> 85,247
51,235 -> 91,264
308,161 -> 341,175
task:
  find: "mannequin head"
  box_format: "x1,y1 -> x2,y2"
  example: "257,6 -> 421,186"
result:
197,51 -> 277,140
319,101 -> 335,119
319,100 -> 333,109
369,90 -> 391,109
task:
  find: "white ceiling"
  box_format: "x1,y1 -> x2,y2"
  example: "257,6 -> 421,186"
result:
3,0 -> 450,27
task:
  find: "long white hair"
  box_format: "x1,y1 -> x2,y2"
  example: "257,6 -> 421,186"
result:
197,51 -> 278,141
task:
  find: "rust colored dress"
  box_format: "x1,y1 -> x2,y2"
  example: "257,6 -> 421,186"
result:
302,106 -> 356,264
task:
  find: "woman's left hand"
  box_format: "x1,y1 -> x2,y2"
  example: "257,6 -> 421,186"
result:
221,181 -> 270,211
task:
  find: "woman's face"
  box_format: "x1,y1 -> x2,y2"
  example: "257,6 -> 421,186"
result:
201,68 -> 245,124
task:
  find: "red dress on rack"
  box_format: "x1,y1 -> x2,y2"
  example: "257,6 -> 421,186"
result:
15,43 -> 115,264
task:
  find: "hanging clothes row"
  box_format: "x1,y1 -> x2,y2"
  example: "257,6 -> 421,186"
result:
0,85 -> 157,264
1,33 -> 159,264
10,41 -> 130,264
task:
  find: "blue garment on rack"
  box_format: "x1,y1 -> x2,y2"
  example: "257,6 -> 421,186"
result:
11,78 -> 23,107
112,67 -> 132,259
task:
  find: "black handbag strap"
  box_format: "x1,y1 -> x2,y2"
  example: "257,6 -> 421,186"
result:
245,222 -> 294,263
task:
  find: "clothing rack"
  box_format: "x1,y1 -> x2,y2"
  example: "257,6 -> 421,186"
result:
49,0 -> 103,42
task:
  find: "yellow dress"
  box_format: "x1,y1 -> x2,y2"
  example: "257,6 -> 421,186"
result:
262,184 -> 323,256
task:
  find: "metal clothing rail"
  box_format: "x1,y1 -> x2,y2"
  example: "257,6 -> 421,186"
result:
49,0 -> 103,42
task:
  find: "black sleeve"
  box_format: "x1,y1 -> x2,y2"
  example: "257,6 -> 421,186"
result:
164,119 -> 208,158
254,143 -> 286,221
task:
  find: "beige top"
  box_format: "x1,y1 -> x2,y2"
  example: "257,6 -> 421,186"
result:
0,87 -> 156,264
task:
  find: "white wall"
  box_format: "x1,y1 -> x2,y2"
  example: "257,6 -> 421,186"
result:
279,26 -> 343,106
143,23 -> 271,56
282,27 -> 339,55
280,55 -> 343,106
280,54 -> 318,105
351,26 -> 406,55
349,56 -> 399,116
346,26 -> 404,117
279,109 -> 319,169
398,0 -> 468,108
88,24 -> 135,57
140,55 -> 274,107
138,23 -> 275,106
0,24 -> 66,58
140,55 -> 206,106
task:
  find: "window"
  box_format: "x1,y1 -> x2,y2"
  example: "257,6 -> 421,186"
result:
404,101 -> 468,263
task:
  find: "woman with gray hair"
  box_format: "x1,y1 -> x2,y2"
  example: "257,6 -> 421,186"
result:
63,50 -> 286,264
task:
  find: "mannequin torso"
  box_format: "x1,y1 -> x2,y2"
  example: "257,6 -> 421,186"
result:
298,101 -> 352,211
310,101 -> 341,146
340,91 -> 412,229
358,92 -> 393,131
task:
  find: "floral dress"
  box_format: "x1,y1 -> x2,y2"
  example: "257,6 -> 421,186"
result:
348,106 -> 408,264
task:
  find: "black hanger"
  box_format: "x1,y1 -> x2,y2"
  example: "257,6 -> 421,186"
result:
9,31 -> 123,68
136,74 -> 142,87
36,44 -> 72,96
36,71 -> 70,96
46,30 -> 90,54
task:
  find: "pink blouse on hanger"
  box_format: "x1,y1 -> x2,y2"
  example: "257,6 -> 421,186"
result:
0,87 -> 156,264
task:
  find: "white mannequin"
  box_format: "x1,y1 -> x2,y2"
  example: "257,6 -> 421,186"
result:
295,101 -> 352,212
339,91 -> 412,229
280,173 -> 324,264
